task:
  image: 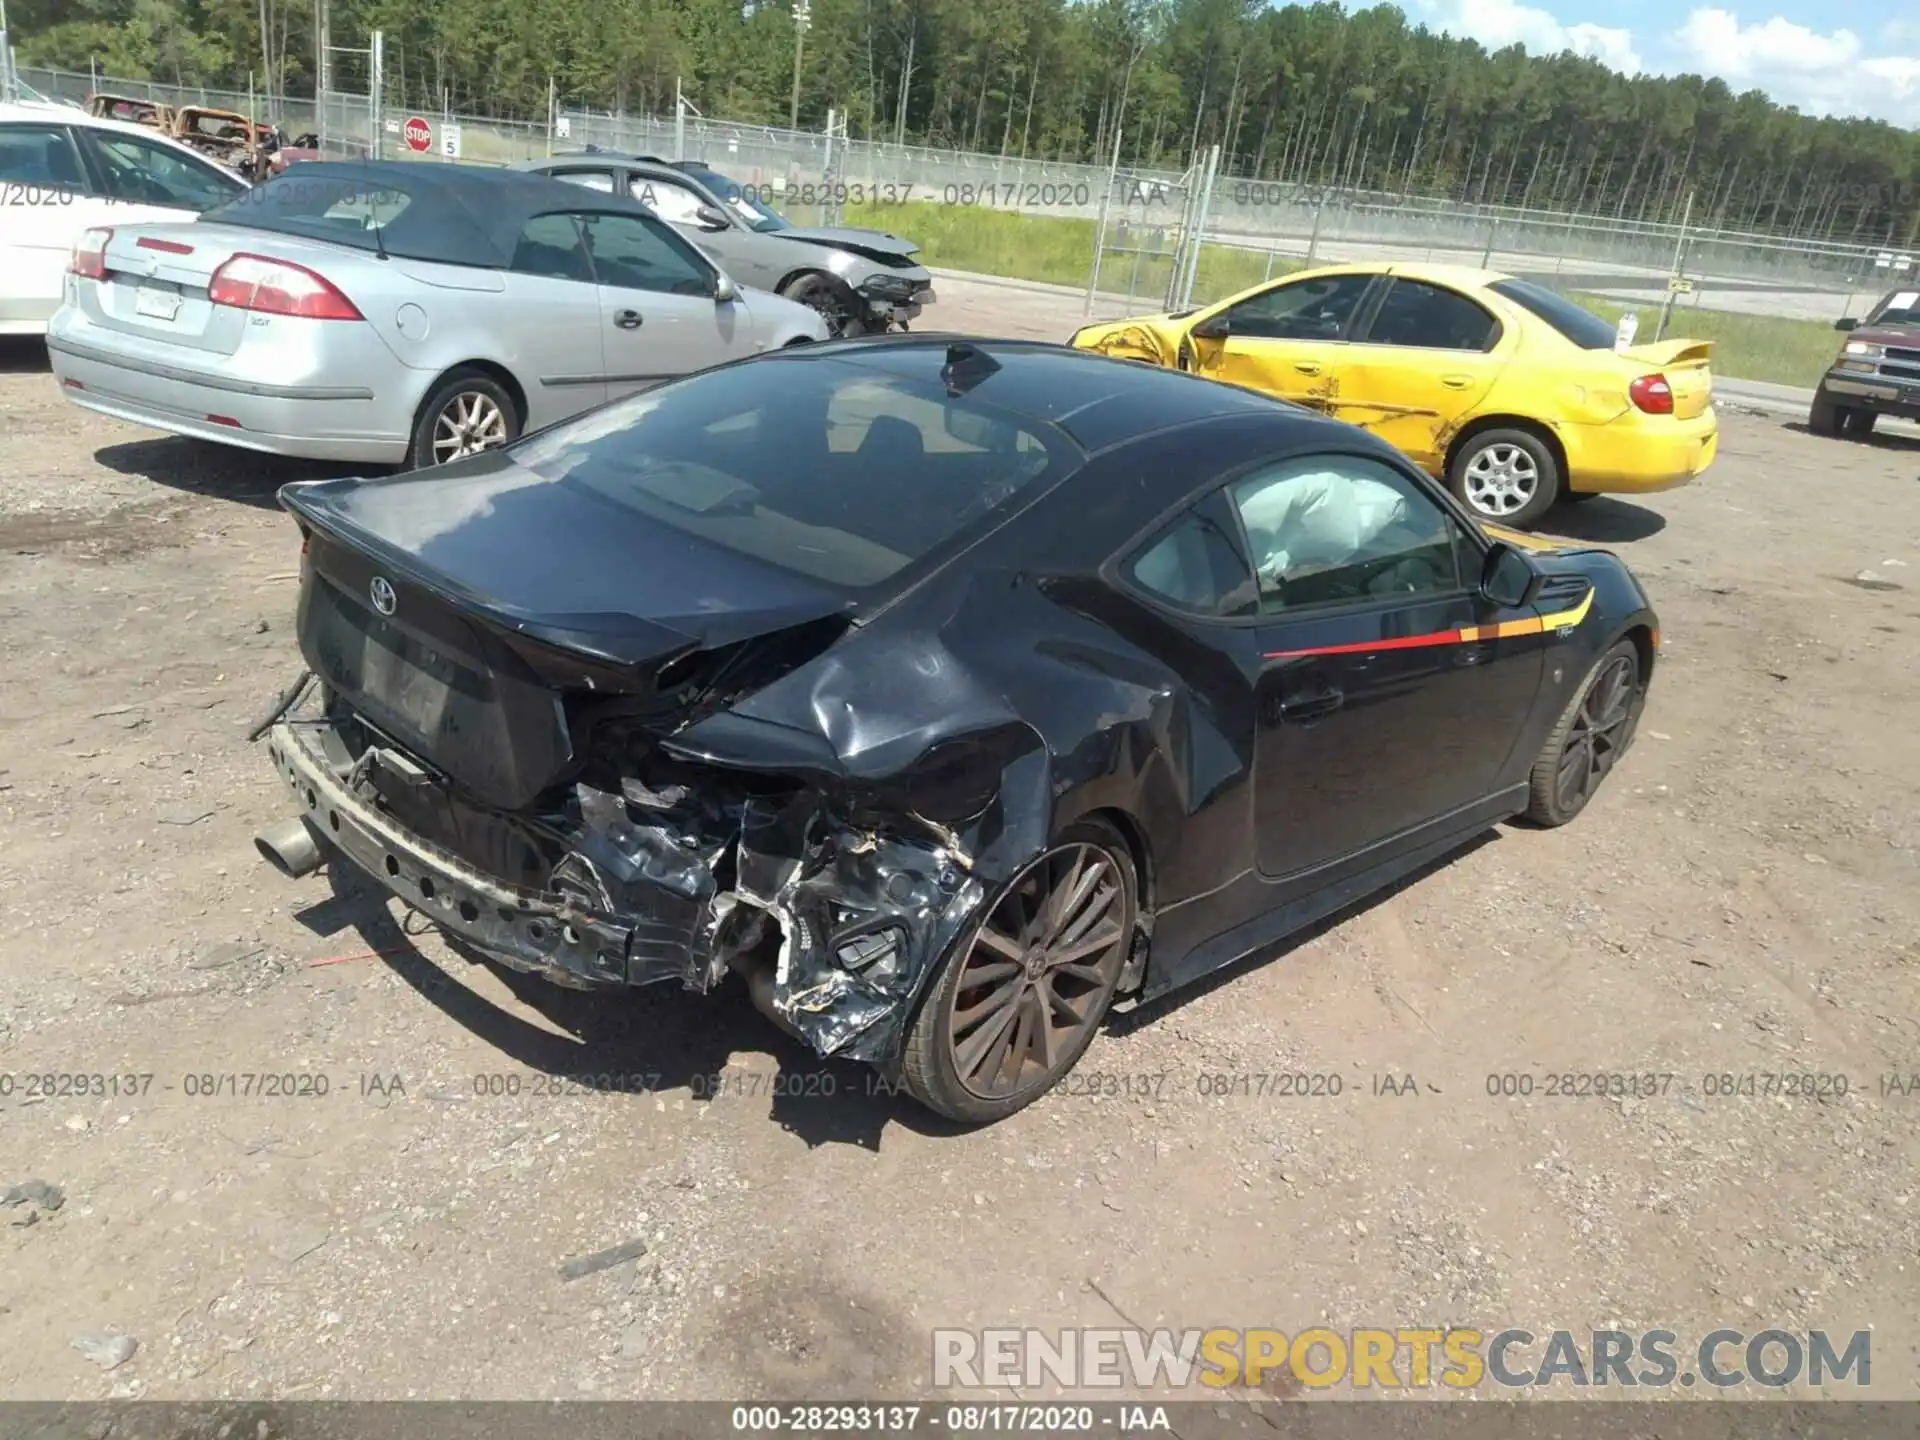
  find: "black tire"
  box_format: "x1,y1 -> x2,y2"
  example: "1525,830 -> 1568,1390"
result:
898,818 -> 1137,1125
1447,427 -> 1561,529
779,272 -> 870,338
1807,385 -> 1844,437
1841,407 -> 1877,441
408,369 -> 520,470
1522,638 -> 1644,827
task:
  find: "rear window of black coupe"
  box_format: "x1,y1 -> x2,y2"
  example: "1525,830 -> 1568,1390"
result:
508,359 -> 1072,589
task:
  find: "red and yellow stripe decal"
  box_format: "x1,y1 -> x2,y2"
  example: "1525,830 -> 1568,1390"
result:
1264,587 -> 1593,661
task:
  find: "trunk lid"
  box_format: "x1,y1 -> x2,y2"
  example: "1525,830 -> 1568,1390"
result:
81,221 -> 360,357
1618,338 -> 1713,420
281,454 -> 857,810
86,222 -> 248,355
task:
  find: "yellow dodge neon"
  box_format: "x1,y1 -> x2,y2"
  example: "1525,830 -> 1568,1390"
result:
1069,262 -> 1717,527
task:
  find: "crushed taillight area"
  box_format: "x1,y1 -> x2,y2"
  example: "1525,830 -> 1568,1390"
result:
208,253 -> 364,321
1628,373 -> 1674,415
69,228 -> 112,281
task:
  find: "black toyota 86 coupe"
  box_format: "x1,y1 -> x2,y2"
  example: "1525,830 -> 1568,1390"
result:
253,336 -> 1659,1124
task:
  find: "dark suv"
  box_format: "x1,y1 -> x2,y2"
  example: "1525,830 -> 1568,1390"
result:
1811,287 -> 1920,437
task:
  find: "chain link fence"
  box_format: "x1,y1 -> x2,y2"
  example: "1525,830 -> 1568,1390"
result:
20,63 -> 1912,323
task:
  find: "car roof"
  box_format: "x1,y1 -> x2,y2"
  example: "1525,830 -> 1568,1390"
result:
790,335 -> 1353,455
1264,259 -> 1513,291
203,160 -> 668,268
1386,260 -> 1513,288
1,99 -> 167,139
520,152 -> 700,182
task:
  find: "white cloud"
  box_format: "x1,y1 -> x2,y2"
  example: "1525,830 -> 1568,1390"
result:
1418,2 -> 1920,125
1671,11 -> 1859,79
1428,0 -> 1645,73
1663,9 -> 1920,123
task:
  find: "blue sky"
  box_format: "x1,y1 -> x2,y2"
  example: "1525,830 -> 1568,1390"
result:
1398,0 -> 1920,125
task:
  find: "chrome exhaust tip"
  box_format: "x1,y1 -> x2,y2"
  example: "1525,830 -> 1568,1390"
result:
255,816 -> 324,880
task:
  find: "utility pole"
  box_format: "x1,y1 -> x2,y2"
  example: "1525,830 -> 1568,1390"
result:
0,0 -> 15,103
317,0 -> 330,156
258,0 -> 273,120
1654,188 -> 1696,343
790,0 -> 809,129
369,28 -> 383,161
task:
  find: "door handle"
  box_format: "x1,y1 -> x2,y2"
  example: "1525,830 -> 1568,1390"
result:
1293,362 -> 1322,375
613,309 -> 643,329
1440,374 -> 1472,388
1277,690 -> 1344,724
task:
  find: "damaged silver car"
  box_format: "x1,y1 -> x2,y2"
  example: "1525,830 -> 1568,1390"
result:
252,336 -> 1660,1122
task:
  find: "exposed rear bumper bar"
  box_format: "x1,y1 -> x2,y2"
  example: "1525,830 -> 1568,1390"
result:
263,719 -> 635,988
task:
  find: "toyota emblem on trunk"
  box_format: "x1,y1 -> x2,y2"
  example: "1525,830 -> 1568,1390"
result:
369,576 -> 397,616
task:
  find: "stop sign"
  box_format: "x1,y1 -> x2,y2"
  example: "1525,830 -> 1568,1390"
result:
403,116 -> 432,153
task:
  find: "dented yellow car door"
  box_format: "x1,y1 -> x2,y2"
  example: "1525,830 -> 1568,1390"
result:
1183,269 -> 1381,421
1188,331 -> 1350,415
1325,275 -> 1515,472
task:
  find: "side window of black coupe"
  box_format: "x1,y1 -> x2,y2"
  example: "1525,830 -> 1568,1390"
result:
1124,491 -> 1258,617
1230,454 -> 1471,613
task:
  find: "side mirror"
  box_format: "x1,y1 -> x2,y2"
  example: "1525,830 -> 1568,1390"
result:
1190,312 -> 1231,341
711,271 -> 738,303
694,204 -> 730,231
1834,317 -> 1858,332
1480,542 -> 1542,609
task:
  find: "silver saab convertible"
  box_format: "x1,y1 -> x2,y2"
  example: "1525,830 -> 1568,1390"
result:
45,161 -> 828,467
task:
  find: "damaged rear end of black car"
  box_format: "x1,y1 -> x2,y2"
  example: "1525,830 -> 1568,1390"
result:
253,344 -> 1094,1120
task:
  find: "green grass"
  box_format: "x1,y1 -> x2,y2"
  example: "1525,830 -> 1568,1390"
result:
1567,293 -> 1836,389
840,199 -> 1288,309
834,198 -> 1838,386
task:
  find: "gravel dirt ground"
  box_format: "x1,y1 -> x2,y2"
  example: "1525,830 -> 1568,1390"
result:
2,276 -> 1918,1404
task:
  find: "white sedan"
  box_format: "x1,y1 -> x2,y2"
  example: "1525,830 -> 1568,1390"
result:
0,99 -> 247,336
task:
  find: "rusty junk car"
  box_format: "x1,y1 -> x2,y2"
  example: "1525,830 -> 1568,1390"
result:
84,94 -> 305,180
84,93 -> 176,130
251,337 -> 1660,1124
169,106 -> 296,180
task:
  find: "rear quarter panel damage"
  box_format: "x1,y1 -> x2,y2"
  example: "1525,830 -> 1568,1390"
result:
646,558 -> 1237,1063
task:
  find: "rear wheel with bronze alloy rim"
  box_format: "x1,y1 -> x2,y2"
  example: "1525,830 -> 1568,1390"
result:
898,819 -> 1137,1125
